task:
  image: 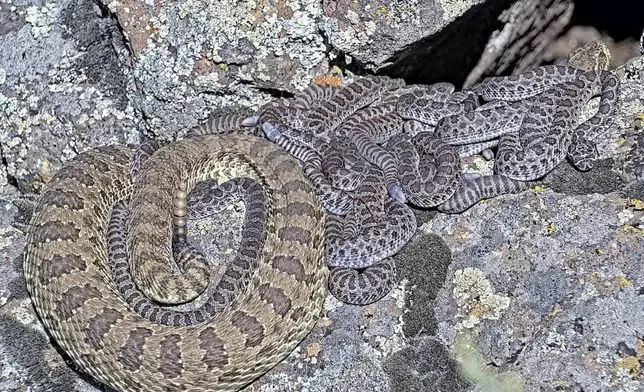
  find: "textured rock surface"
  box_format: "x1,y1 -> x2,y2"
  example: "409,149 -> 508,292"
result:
543,26 -> 641,70
107,0 -> 332,139
0,0 -> 139,192
462,0 -> 575,87
102,0 -> 577,136
1,0 -> 643,390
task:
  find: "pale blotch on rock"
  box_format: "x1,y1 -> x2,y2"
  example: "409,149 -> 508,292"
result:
452,267 -> 510,331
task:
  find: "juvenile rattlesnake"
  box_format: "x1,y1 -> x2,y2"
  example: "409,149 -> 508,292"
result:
248,63 -> 620,303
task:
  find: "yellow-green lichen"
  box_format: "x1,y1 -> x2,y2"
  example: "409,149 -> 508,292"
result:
622,225 -> 644,236
545,223 -> 556,236
615,356 -> 640,377
454,332 -> 524,392
440,0 -> 480,22
626,198 -> 644,211
453,267 -> 510,331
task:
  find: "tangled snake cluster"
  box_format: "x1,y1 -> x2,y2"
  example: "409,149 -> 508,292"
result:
244,64 -> 619,305
23,63 -> 620,392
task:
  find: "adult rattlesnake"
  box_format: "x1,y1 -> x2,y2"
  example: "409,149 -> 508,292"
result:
23,135 -> 327,392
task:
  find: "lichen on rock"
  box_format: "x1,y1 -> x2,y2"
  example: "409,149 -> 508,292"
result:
452,267 -> 511,331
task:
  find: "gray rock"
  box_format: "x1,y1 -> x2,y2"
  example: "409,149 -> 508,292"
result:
1,0 -> 578,188
0,0 -> 138,192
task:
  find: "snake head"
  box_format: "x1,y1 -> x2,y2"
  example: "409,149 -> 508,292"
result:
242,115 -> 259,127
261,122 -> 283,142
388,184 -> 406,204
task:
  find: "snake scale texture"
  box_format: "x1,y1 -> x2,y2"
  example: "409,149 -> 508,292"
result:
23,135 -> 327,392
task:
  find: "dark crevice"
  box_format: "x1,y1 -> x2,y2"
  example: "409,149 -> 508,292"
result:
317,24 -> 349,75
569,0 -> 642,42
329,52 -> 355,76
60,0 -> 131,109
255,88 -> 293,100
378,0 -> 514,86
316,26 -> 372,77
313,0 -> 503,85
0,144 -> 19,189
332,51 -> 377,78
247,83 -> 294,99
506,342 -> 525,364
91,0 -> 113,18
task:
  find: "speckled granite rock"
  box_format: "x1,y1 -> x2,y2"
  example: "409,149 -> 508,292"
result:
102,0 -> 576,137
0,0 -> 139,192
106,0 -> 331,139
428,57 -> 644,391
462,0 -> 575,87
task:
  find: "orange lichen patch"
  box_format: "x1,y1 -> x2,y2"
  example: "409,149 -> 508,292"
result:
305,342 -> 321,357
147,21 -> 159,38
111,0 -> 161,55
193,58 -> 217,76
313,74 -> 342,87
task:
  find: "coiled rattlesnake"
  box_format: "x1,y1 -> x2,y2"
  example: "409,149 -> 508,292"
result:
24,135 -> 327,392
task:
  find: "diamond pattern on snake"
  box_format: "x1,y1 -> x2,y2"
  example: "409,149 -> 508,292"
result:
247,77 -> 428,305
397,65 -> 620,213
247,66 -> 620,305
248,77 -> 484,303
23,54 -> 621,392
24,134 -> 327,392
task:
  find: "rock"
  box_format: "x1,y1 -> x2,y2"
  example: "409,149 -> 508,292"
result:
462,0 -> 575,88
1,0 -> 579,188
542,26 -> 641,70
107,0 -> 578,136
566,40 -> 611,71
108,0 -> 331,140
0,0 -> 138,192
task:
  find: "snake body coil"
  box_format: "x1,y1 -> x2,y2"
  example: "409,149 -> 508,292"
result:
24,135 -> 327,392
